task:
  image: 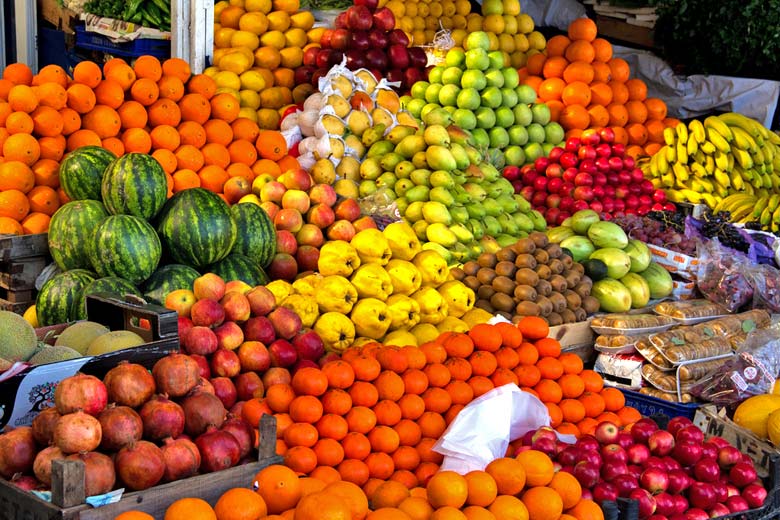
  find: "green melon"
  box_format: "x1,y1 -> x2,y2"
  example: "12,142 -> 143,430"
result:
209,253 -> 269,287
48,200 -> 109,271
58,146 -> 117,201
141,264 -> 201,305
101,153 -> 168,220
230,202 -> 276,268
88,215 -> 162,284
29,345 -> 82,365
54,321 -> 111,355
36,270 -> 97,326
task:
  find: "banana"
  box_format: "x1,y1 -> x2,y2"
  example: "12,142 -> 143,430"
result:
731,126 -> 758,152
714,150 -> 729,170
706,127 -> 731,153
768,131 -> 780,146
744,183 -> 755,196
772,205 -> 780,232
661,172 -> 675,187
700,193 -> 719,209
672,163 -> 690,182
696,177 -> 714,193
664,189 -> 684,203
651,178 -> 664,189
704,116 -> 734,142
762,144 -> 775,163
771,174 -> 780,190
714,183 -> 730,198
704,155 -> 715,173
718,112 -> 762,138
712,167 -> 731,187
663,127 -> 677,146
760,206 -> 774,227
690,163 -> 708,178
733,148 -> 754,169
766,193 -> 780,212
714,194 -> 745,213
700,140 -> 717,154
675,122 -> 689,143
688,119 -> 706,143
647,155 -> 659,177
753,146 -> 766,166
762,173 -> 774,190
730,170 -> 744,191
752,196 -> 770,219
678,189 -> 702,204
686,136 -> 698,157
694,150 -> 705,164
676,141 -> 689,164
730,202 -> 756,222
657,150 -> 669,174
665,144 -> 677,163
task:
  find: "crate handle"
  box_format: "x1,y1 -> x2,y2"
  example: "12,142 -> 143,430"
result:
85,292 -> 178,342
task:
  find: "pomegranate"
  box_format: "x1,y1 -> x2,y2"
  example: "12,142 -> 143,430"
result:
220,415 -> 254,459
54,373 -> 108,416
152,353 -> 200,398
211,377 -> 238,409
103,362 -> 156,408
139,395 -> 185,441
33,446 -> 65,486
115,441 -> 165,491
31,406 -> 61,446
196,377 -> 216,395
97,405 -> 143,451
181,390 -> 226,437
196,428 -> 241,473
0,426 -> 37,478
66,452 -> 115,496
54,411 -> 102,454
161,437 -> 201,482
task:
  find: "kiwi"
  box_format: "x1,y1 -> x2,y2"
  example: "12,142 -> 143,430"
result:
450,267 -> 466,281
564,289 -> 582,310
513,285 -> 537,302
476,268 -> 497,285
495,261 -> 517,278
535,264 -> 552,280
515,301 -> 541,317
582,295 -> 600,314
535,279 -> 552,297
492,275 -> 516,295
561,255 -> 573,269
513,238 -> 536,254
564,270 -> 582,288
496,247 -> 517,263
547,312 -> 563,326
549,292 -> 567,313
529,232 -> 549,248
560,308 -> 577,323
515,268 -> 539,287
463,261 -> 480,276
464,276 -> 481,291
477,253 -> 498,268
548,258 -> 564,275
574,307 -> 587,321
549,274 -> 568,293
475,300 -> 495,313
477,285 -> 496,300
572,262 -> 585,275
491,293 -> 516,313
511,315 -> 524,325
536,295 -> 553,316
514,254 -> 537,269
545,243 -> 562,259
533,249 -> 549,264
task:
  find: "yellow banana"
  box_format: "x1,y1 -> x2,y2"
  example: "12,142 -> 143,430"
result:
661,172 -> 675,187
700,193 -> 719,209
753,146 -> 766,166
730,170 -> 745,190
696,177 -> 714,193
714,194 -> 743,212
767,194 -> 780,212
733,148 -> 754,169
762,144 -> 775,163
686,136 -> 698,157
768,131 -> 780,146
706,127 -> 731,153
760,206 -> 774,227
718,112 -> 762,138
676,141 -> 689,164
672,163 -> 690,182
727,153 -> 735,171
712,167 -> 730,187
714,150 -> 729,170
731,126 -> 758,152
651,178 -> 664,189
657,150 -> 669,174
772,206 -> 780,232
704,116 -> 734,141
663,127 -> 677,146
675,122 -> 689,143
647,155 -> 659,177
690,163 -> 708,178
752,196 -> 770,219
678,189 -> 702,204
704,155 -> 715,173
700,140 -> 717,154
744,183 -> 755,196
665,144 -> 677,163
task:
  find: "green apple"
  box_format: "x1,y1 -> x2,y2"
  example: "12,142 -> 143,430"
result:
503,145 -> 526,166
516,84 -> 537,104
531,103 -> 551,125
542,143 -> 556,156
471,128 -> 490,149
405,200 -> 425,221
442,66 -> 463,85
488,127 -> 510,149
410,168 -> 432,186
484,68 -> 505,88
428,66 -> 444,85
545,122 -> 565,144
429,186 -> 455,206
464,48 -> 490,71
405,98 -> 426,118
523,142 -> 544,163
452,109 -> 477,130
475,107 -> 496,129
457,88 -> 481,110
376,171 -> 397,189
445,48 -> 466,67
438,84 -> 461,107
487,50 -> 506,69
502,67 -> 520,89
424,83 -> 444,104
461,69 -> 487,90
410,81 -> 429,100
405,185 -> 430,203
429,170 -> 454,188
495,106 -> 515,128
507,125 -> 529,145
527,123 -> 546,144
394,178 -> 415,196
512,103 -> 533,126
500,88 -> 518,107
359,179 -> 378,197
480,86 -> 503,109
465,31 -> 490,51
395,160 -> 414,178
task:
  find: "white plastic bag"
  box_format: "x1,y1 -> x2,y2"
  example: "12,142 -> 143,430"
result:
432,384 -> 573,474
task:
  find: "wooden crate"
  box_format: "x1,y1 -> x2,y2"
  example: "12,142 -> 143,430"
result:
38,0 -> 79,34
0,415 -> 283,519
0,233 -> 50,313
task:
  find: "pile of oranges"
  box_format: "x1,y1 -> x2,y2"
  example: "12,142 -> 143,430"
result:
237,317 -> 640,493
0,58 -> 299,236
519,18 -> 680,158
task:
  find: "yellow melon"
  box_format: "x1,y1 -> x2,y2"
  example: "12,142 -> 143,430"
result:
86,330 -> 145,356
733,394 -> 780,439
768,408 -> 780,446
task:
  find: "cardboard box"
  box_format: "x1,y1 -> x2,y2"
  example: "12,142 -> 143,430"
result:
647,244 -> 699,281
38,0 -> 78,34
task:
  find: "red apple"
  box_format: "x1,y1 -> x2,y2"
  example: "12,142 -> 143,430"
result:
220,291 -> 251,323
387,44 -> 410,68
243,316 -> 276,345
612,473 -> 639,498
190,298 -> 225,327
183,326 -> 218,356
675,424 -> 704,444
308,184 -> 337,206
268,339 -> 298,367
334,198 -> 361,221
296,223 -> 324,248
629,489 -> 657,519
234,371 -> 264,401
193,273 -> 227,301
688,482 -> 717,510
640,467 -> 669,495
190,354 -> 211,379
327,220 -> 357,241
275,229 -> 298,256
573,461 -> 600,488
729,462 -> 757,488
627,444 -> 650,465
592,482 -> 619,504
246,286 -> 276,317
211,348 -> 241,378
352,216 -> 378,231
741,483 -> 767,508
717,446 -> 742,470
602,443 -> 627,464
296,245 -> 320,273
292,330 -> 325,361
211,377 -> 237,409
666,469 -> 691,494
259,201 -> 280,220
281,189 -> 311,213
178,316 -> 194,340
274,208 -> 304,233
372,7 -> 395,31
268,306 -> 303,340
268,253 -> 298,281
408,47 -> 428,69
350,30 -> 371,51
354,0 -> 378,9
214,321 -> 244,351
368,28 -> 389,49
346,5 -> 373,30
388,29 -> 410,47
237,341 -> 271,372
693,459 -> 721,483
307,203 -> 336,229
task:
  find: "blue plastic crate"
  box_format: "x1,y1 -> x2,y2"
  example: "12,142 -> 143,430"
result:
620,388 -> 701,422
74,25 -> 170,59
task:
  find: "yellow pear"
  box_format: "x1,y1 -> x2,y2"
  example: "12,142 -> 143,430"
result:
321,114 -> 346,135
331,75 -> 353,98
327,94 -> 351,118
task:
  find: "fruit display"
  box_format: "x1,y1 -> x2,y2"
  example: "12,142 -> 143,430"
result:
405,31 -> 565,167
507,128 -> 671,227
450,232 -> 600,326
521,417 -> 769,518
518,18 -> 676,158
641,112 -> 780,230
545,210 -> 674,312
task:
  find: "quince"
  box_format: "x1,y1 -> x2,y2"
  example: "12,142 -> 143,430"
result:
315,276 -> 358,314
350,264 -> 393,300
318,240 -> 361,277
410,287 -> 449,325
291,273 -> 323,297
383,329 -> 418,347
412,250 -> 449,287
280,294 -> 319,328
385,294 -> 421,331
351,229 -> 392,265
436,316 -> 469,333
313,312 -> 356,353
410,323 -> 440,344
385,259 -> 422,296
437,281 -> 476,318
383,222 -> 422,261
350,298 -> 392,340
265,280 -> 294,305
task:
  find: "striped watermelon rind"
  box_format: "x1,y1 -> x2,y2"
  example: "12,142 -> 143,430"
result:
58,146 -> 116,201
156,188 -> 237,269
76,276 -> 140,320
101,153 -> 168,220
230,202 -> 277,269
88,215 -> 162,284
36,269 -> 96,326
209,253 -> 269,287
141,264 -> 201,305
48,200 -> 109,271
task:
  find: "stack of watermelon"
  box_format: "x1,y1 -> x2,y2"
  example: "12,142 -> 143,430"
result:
37,148 -> 277,327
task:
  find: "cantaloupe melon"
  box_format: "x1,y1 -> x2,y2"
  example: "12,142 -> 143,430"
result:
29,345 -> 82,365
733,394 -> 780,439
0,310 -> 38,362
86,330 -> 145,356
55,321 -> 110,355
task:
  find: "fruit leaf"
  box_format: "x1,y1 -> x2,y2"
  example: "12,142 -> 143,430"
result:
671,337 -> 685,345
742,319 -> 756,333
702,327 -> 714,337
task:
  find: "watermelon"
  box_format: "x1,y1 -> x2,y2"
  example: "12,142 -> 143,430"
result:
58,146 -> 116,201
76,276 -> 140,320
48,200 -> 109,271
230,202 -> 276,268
88,215 -> 162,284
36,269 -> 96,326
101,153 -> 168,220
156,188 -> 237,269
142,264 -> 201,305
209,253 -> 269,287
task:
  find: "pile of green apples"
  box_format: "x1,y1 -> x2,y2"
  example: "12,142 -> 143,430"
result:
402,30 -> 565,167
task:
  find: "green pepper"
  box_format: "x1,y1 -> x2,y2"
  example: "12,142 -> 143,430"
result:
123,0 -> 145,20
149,0 -> 170,16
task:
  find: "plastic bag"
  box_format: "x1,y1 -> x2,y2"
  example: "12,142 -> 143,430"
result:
744,263 -> 780,313
690,325 -> 780,406
695,239 -> 753,312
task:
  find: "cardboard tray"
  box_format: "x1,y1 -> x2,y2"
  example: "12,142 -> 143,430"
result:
0,293 -> 179,430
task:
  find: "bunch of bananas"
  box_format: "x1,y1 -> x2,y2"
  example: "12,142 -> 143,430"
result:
711,193 -> 780,231
641,112 -> 780,212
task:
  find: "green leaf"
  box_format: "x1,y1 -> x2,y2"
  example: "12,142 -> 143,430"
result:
703,327 -> 714,337
671,337 -> 685,345
742,320 -> 756,333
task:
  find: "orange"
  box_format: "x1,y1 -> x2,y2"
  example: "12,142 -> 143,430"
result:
563,61 -> 594,84
565,40 -> 595,64
426,471 -> 468,509
600,387 -> 625,412
292,366 -> 328,396
579,370 -> 603,393
645,98 -> 668,121
485,457 -> 526,495
546,402 -> 563,427
495,347 -> 520,370
134,55 -> 163,81
568,18 -> 597,41
608,58 -> 630,83
516,449 -> 554,486
559,353 -> 584,375
163,498 -> 216,520
559,374 -> 585,399
312,437 -> 344,467
213,487 -> 267,520
546,35 -> 571,57
626,78 -> 648,101
517,317 -> 549,340
295,491 -> 351,520
487,495 -> 528,520
542,56 -> 568,80
514,365 -> 541,388
606,103 -> 629,127
549,472 -> 581,510
349,382 -> 379,408
365,451 -> 395,480
464,471 -> 497,507
462,507 -> 497,520
537,357 -> 564,380
566,499 -> 603,520
626,100 -> 648,124
538,78 -> 566,102
592,61 -> 612,83
523,486 -> 563,520
398,496 -> 435,520
321,388 -> 353,416
579,391 -> 605,418
372,480 -> 411,509
289,395 -> 324,423
469,323 -> 502,352
559,399 -> 586,424
253,465 -> 302,514
443,333 -> 475,359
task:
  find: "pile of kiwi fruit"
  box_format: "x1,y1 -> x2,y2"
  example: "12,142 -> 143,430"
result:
451,231 -> 600,326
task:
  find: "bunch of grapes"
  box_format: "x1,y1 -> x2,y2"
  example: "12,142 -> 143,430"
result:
612,214 -> 698,255
700,211 -> 750,252
647,210 -> 686,232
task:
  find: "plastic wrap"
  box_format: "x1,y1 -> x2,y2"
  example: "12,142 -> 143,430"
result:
653,299 -> 729,323
590,313 -> 676,335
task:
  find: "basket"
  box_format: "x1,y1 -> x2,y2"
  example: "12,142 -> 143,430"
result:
620,388 -> 701,425
74,25 -> 169,59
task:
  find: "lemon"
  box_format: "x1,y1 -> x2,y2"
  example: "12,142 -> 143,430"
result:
279,47 -> 303,68
513,33 -> 529,52
239,89 -> 261,109
272,0 -> 299,13
502,14 -> 518,34
405,3 -> 418,17
266,11 -> 290,31
204,66 -> 220,78
466,15 -> 483,32
215,1 -> 230,17
307,27 -> 325,43
483,14 -> 505,33
238,12 -> 268,34
498,33 -> 515,53
425,17 -> 438,30
502,0 -> 520,15
424,29 -> 436,43
528,30 -> 546,50
253,46 -> 282,68
487,31 -> 500,51
386,0 -> 405,17
214,70 -> 242,90
399,16 -> 414,34
289,11 -> 314,30
239,70 -> 266,90
231,30 -> 260,50
451,15 -> 467,29
256,108 -> 280,129
417,3 -> 429,17
239,107 -> 258,121
481,0 -> 502,15
412,30 -> 426,45
510,52 -> 527,68
412,17 -> 425,30
215,87 -> 241,100
517,13 -> 534,33
455,0 -> 470,15
429,2 -> 443,17
229,0 -> 245,7
259,30 -> 286,50
244,0 -> 272,12
442,0 -> 456,16
440,17 -> 453,30
214,27 -> 237,48
283,27 -> 307,47
451,28 -> 467,45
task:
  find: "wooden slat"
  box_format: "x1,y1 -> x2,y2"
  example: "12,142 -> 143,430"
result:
0,297 -> 31,313
0,287 -> 34,303
0,233 -> 49,260
595,15 -> 656,48
0,256 -> 47,290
